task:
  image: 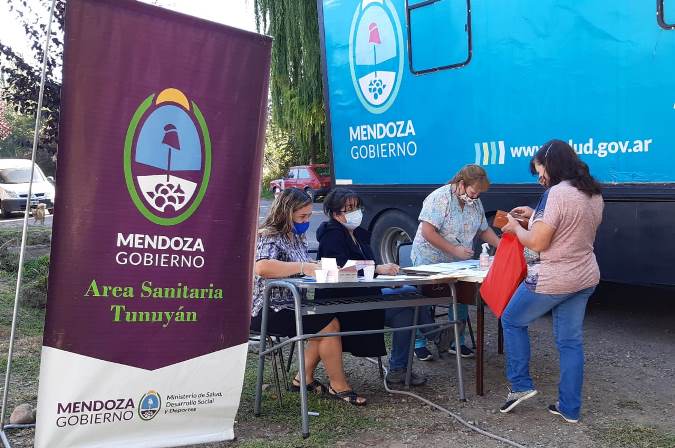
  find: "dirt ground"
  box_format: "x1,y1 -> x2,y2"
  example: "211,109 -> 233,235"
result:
2,283 -> 673,447
218,282 -> 675,448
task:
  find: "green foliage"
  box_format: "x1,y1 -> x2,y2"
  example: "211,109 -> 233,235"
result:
254,0 -> 327,165
0,0 -> 65,175
0,103 -> 55,173
20,255 -> 50,309
261,117 -> 302,191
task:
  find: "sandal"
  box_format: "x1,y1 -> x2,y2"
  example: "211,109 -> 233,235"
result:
290,378 -> 328,395
328,384 -> 367,406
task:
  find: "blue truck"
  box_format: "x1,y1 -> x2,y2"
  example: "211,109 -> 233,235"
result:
317,0 -> 675,286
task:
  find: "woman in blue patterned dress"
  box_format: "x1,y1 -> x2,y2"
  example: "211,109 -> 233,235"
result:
250,188 -> 367,405
411,165 -> 501,360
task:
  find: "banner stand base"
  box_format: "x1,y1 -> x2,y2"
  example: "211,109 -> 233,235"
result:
0,424 -> 36,448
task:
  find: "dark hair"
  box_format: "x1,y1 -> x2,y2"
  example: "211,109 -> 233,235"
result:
323,188 -> 363,218
259,188 -> 312,236
530,139 -> 602,196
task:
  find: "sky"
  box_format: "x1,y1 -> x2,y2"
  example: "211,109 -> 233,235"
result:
0,0 -> 258,63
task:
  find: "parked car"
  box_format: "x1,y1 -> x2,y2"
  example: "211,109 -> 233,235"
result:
269,164 -> 331,201
0,159 -> 55,218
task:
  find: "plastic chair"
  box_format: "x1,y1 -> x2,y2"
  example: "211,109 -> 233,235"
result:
250,331 -> 289,404
396,242 -> 476,350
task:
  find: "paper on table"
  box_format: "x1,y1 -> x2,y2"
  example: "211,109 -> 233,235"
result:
375,274 -> 428,280
343,259 -> 375,270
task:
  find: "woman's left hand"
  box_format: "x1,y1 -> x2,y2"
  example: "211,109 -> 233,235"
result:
376,263 -> 399,275
501,213 -> 521,234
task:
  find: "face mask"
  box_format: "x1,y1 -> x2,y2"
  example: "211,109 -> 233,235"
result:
342,209 -> 363,230
292,221 -> 310,235
458,193 -> 477,206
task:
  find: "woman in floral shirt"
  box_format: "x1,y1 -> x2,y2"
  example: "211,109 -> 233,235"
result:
411,165 -> 501,360
250,188 -> 367,406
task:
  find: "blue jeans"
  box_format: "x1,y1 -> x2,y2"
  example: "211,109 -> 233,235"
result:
501,283 -> 595,420
414,304 -> 468,349
382,286 -> 430,370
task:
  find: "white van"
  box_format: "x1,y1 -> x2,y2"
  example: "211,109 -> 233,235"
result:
0,159 -> 55,218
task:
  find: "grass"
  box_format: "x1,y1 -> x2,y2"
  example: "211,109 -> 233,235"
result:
260,190 -> 275,200
594,422 -> 675,448
234,352 -> 381,447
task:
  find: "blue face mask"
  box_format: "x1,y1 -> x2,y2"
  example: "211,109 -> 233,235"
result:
292,221 -> 310,235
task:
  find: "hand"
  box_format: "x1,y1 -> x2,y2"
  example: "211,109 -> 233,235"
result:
302,261 -> 320,277
376,263 -> 399,275
501,214 -> 521,234
452,246 -> 474,260
510,206 -> 533,220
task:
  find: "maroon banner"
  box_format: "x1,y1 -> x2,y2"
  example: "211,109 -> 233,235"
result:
35,1 -> 270,446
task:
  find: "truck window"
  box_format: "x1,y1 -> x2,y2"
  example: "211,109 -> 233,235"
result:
298,168 -> 310,179
286,169 -> 295,179
658,0 -> 675,29
407,0 -> 472,74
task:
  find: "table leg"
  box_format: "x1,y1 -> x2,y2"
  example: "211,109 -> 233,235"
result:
405,306 -> 419,388
254,287 -> 272,417
450,284 -> 466,401
476,289 -> 485,396
292,289 -> 310,439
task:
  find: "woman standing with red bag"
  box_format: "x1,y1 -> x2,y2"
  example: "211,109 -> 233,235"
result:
498,140 -> 604,423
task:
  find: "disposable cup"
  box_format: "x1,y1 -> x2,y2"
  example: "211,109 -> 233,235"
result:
315,269 -> 328,283
363,265 -> 375,281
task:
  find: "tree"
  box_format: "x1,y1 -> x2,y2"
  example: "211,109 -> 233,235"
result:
254,0 -> 327,165
0,100 -> 11,141
0,0 -> 64,174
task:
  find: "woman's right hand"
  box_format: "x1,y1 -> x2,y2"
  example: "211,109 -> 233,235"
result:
302,261 -> 320,277
452,245 -> 475,260
510,206 -> 534,219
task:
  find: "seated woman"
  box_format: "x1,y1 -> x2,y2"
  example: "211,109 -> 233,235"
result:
250,188 -> 367,406
316,188 -> 426,386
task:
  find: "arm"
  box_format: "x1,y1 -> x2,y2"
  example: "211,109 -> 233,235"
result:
254,259 -> 312,278
479,227 -> 501,248
503,215 -> 555,252
420,221 -> 473,259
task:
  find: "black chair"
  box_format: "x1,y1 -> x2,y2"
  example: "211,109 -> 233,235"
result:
249,331 -> 289,404
395,242 -> 476,350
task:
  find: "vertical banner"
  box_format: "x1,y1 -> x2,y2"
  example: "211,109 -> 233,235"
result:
35,1 -> 270,446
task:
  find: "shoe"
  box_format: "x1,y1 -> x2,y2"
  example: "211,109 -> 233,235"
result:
448,344 -> 475,358
414,346 -> 433,361
499,389 -> 538,413
385,368 -> 427,386
548,403 -> 579,423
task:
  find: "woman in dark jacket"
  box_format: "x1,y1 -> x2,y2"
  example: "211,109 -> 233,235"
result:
316,189 -> 422,383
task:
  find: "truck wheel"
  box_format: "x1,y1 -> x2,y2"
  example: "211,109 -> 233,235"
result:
370,210 -> 418,264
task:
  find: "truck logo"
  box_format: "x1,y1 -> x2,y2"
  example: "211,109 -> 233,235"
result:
124,88 -> 212,226
474,141 -> 506,166
349,0 -> 404,114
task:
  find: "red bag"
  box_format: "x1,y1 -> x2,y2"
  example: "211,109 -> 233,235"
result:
479,233 -> 527,317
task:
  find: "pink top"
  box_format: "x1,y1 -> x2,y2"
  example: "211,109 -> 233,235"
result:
525,181 -> 604,294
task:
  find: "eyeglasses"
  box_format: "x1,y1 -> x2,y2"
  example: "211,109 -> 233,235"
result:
338,206 -> 364,214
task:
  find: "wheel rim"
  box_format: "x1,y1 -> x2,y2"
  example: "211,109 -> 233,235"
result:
379,226 -> 412,264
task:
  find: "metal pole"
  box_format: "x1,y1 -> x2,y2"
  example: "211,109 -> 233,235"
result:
450,283 -> 466,401
0,0 -> 57,440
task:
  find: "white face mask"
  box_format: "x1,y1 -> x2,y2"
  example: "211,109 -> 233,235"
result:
342,209 -> 363,230
459,193 -> 477,206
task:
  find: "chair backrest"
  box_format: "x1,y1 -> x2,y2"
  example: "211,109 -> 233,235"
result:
307,248 -> 318,261
397,242 -> 413,268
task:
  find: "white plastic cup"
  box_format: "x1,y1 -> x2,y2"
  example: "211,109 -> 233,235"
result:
363,265 -> 375,281
315,269 -> 328,283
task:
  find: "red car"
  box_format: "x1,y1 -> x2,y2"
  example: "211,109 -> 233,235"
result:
269,164 -> 331,201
